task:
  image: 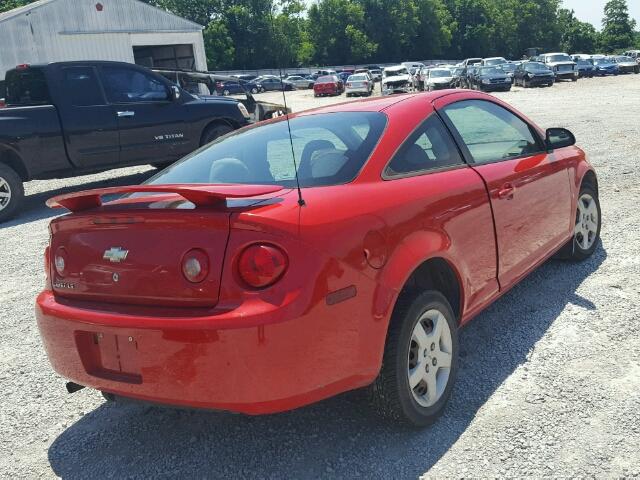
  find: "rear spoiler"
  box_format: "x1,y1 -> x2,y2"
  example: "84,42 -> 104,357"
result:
47,184 -> 284,213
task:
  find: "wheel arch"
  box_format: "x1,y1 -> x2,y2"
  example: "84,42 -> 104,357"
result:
580,169 -> 598,194
199,118 -> 238,146
0,145 -> 29,181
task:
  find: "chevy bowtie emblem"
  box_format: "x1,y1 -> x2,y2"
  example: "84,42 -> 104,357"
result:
103,247 -> 129,263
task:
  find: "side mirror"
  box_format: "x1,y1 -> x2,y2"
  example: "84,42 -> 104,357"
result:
170,85 -> 181,101
546,127 -> 575,150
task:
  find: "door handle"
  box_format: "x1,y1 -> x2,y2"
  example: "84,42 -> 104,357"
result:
117,111 -> 135,118
497,184 -> 515,200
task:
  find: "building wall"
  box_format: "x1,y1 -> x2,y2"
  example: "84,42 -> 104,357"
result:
0,0 -> 206,80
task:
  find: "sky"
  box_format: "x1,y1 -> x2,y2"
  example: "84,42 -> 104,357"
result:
562,0 -> 640,29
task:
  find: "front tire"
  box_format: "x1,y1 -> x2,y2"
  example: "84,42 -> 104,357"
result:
0,163 -> 24,223
370,290 -> 458,427
251,87 -> 258,94
557,184 -> 601,261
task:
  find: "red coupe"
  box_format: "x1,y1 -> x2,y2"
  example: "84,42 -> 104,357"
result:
36,91 -> 600,426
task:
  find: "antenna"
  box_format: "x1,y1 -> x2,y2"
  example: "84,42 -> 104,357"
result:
269,9 -> 305,207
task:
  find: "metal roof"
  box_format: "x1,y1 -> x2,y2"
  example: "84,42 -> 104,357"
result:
0,0 -> 203,30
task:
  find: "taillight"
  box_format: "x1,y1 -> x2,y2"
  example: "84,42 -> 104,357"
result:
181,249 -> 209,283
54,247 -> 68,276
238,244 -> 288,289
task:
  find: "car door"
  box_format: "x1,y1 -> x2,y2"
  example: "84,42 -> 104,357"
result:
99,65 -> 192,165
51,65 -> 120,169
436,96 -> 573,289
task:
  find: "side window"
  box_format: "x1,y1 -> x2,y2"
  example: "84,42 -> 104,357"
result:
100,66 -> 169,103
385,114 -> 463,177
442,100 -> 542,164
61,67 -> 104,106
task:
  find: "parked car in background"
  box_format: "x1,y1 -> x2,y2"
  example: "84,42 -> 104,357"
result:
256,77 -> 295,92
499,62 -> 516,81
382,65 -> 413,95
460,65 -> 480,89
538,53 -> 578,81
316,69 -> 337,77
622,50 -> 640,63
451,67 -> 465,88
215,79 -> 261,95
611,56 -> 639,74
313,75 -> 343,96
461,57 -> 483,67
369,69 -> 383,82
286,75 -> 315,89
481,57 -> 507,66
345,74 -> 373,97
575,59 -> 595,78
337,72 -> 351,85
37,90 -> 600,427
469,66 -> 512,92
232,74 -> 258,82
513,62 -> 555,87
592,58 -> 619,76
424,68 -> 454,91
0,61 -> 252,222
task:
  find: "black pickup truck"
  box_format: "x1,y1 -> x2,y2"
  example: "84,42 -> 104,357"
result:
0,61 -> 252,222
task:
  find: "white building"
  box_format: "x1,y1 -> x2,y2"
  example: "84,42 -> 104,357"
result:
0,0 -> 207,83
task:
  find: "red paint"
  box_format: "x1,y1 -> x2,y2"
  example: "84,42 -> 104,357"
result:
35,91 -> 596,414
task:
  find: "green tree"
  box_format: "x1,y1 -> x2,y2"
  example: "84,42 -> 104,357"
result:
600,0 -> 636,52
307,0 -> 377,65
0,0 -> 32,12
558,8 -> 599,53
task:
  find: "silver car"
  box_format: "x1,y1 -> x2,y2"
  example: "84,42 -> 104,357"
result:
345,74 -> 373,97
286,75 -> 314,89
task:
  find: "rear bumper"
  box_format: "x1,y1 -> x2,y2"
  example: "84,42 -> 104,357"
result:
345,86 -> 370,94
36,286 -> 384,414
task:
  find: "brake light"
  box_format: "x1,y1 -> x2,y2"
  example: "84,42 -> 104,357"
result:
181,249 -> 209,283
54,247 -> 68,276
238,244 -> 288,288
16,64 -> 30,70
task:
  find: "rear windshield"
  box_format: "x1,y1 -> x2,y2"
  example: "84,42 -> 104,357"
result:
147,112 -> 387,188
316,76 -> 336,83
5,68 -> 51,106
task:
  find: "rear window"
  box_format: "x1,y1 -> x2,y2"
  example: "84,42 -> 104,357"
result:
317,76 -> 336,83
5,68 -> 51,106
147,112 -> 387,188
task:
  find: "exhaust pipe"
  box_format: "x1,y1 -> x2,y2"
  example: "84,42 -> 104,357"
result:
66,382 -> 85,394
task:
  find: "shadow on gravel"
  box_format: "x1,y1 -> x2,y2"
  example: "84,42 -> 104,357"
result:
0,169 -> 156,228
48,244 -> 606,479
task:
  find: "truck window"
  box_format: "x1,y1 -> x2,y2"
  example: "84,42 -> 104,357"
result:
100,66 -> 169,103
61,67 -> 105,106
5,68 -> 51,106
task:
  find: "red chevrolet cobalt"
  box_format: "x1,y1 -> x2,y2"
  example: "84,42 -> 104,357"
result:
37,91 -> 600,426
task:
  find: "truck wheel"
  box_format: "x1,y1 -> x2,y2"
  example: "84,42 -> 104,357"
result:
201,123 -> 234,146
370,290 -> 458,427
0,163 -> 24,223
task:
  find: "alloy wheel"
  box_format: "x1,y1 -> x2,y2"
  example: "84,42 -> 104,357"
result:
0,176 -> 11,212
575,193 -> 599,251
407,309 -> 453,408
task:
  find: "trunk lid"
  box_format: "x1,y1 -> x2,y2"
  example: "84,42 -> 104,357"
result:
47,184 -> 283,307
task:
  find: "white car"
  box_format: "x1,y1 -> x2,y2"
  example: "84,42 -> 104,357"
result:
424,68 -> 454,91
345,74 -> 373,97
481,57 -> 507,66
286,75 -> 314,89
382,66 -> 413,95
612,56 -> 640,74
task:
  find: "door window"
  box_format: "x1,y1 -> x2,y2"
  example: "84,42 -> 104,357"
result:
101,66 -> 169,103
61,67 -> 105,106
441,100 -> 542,164
385,114 -> 463,177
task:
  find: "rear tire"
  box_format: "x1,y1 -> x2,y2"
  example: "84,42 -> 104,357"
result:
556,184 -> 601,261
201,123 -> 234,146
370,290 -> 458,427
0,163 -> 24,223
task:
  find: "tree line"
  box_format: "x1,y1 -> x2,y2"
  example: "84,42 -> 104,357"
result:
1,0 -> 638,70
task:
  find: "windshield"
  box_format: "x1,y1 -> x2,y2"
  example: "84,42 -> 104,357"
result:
147,112 -> 387,188
547,54 -> 572,63
348,75 -> 367,81
479,67 -> 504,75
430,69 -> 451,78
384,68 -> 409,77
524,62 -> 548,72
484,58 -> 506,66
316,75 -> 336,83
500,64 -> 516,72
617,56 -> 634,62
593,59 -> 611,65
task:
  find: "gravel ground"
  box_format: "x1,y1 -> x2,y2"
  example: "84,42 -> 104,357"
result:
1,75 -> 639,479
